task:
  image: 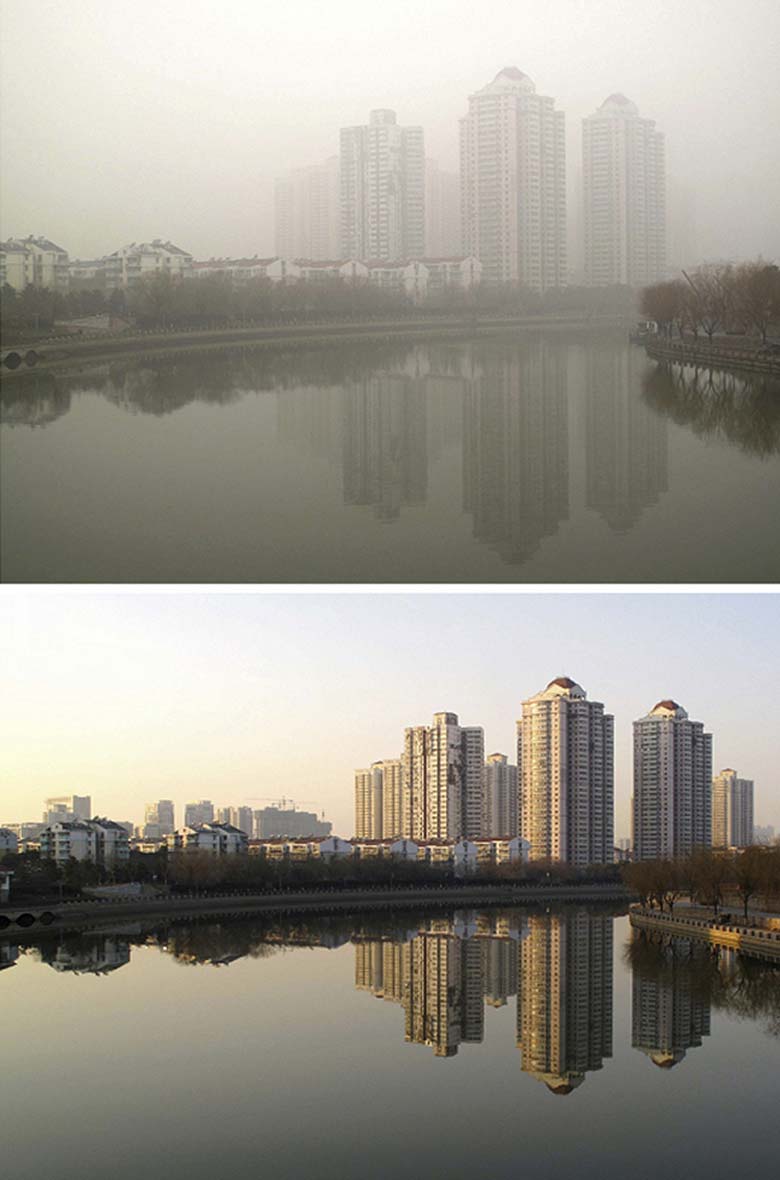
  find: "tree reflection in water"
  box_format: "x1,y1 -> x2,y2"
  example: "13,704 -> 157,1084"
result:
642,361 -> 780,459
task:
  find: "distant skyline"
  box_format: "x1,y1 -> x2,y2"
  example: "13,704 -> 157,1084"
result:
2,0 -> 779,263
1,592 -> 778,838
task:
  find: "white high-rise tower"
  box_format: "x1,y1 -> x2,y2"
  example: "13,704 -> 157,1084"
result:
403,712 -> 484,841
460,68 -> 567,291
712,769 -> 754,848
583,94 -> 666,288
340,109 -> 425,261
516,678 -> 614,866
632,701 -> 712,861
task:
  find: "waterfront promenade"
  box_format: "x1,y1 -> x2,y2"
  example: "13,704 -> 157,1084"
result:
644,335 -> 780,377
629,904 -> 780,962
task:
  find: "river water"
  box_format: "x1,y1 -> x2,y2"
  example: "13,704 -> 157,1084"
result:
2,907 -> 778,1179
2,332 -> 779,582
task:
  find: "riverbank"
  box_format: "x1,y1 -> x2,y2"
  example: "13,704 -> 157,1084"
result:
644,336 -> 780,377
629,905 -> 780,962
1,311 -> 627,376
0,881 -> 631,935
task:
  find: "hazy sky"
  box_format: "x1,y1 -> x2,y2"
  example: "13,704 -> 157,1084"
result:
1,0 -> 779,263
1,591 -> 777,838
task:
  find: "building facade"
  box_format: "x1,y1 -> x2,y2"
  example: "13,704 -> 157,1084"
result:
483,752 -> 518,837
184,800 -> 214,827
39,819 -> 130,866
0,236 -> 69,292
275,156 -> 340,260
460,68 -> 567,291
103,240 -> 192,290
354,763 -> 385,839
712,769 -> 754,848
43,795 -> 92,825
340,109 -> 425,261
632,700 -> 713,861
425,159 -> 462,257
517,678 -> 614,866
403,712 -> 485,841
166,822 -> 248,856
583,94 -> 666,288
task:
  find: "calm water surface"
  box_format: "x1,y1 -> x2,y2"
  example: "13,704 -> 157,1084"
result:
2,333 -> 779,582
2,907 -> 778,1179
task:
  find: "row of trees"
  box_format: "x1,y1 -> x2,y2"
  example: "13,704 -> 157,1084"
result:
2,847 -> 622,901
641,259 -> 780,343
622,846 -> 780,920
1,272 -> 640,338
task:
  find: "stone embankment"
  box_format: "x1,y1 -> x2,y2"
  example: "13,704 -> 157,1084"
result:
644,336 -> 780,377
629,905 -> 780,962
0,881 -> 630,935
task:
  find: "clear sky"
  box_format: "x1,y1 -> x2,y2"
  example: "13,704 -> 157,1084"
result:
1,0 -> 779,263
1,591 -> 777,838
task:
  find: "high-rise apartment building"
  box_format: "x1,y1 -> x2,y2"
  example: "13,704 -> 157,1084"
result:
354,763 -> 385,839
143,800 -> 175,838
517,912 -> 613,1093
274,157 -> 340,261
340,109 -> 425,261
632,701 -> 712,861
516,678 -> 614,866
380,759 -> 404,839
253,805 -> 331,838
583,94 -> 666,288
184,799 -> 214,827
460,68 -> 566,291
712,769 -> 754,848
425,159 -> 462,257
483,753 -> 518,837
403,712 -> 485,841
43,795 -> 91,824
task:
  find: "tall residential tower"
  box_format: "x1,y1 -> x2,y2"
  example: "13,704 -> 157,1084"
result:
583,94 -> 666,288
516,678 -> 614,866
632,701 -> 712,860
460,68 -> 566,291
712,769 -> 754,848
403,712 -> 484,841
340,109 -> 425,261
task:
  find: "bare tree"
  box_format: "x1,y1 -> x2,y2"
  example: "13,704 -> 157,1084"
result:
684,264 -> 735,343
733,261 -> 780,343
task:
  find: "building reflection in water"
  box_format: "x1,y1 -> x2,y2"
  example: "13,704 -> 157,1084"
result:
628,932 -> 712,1068
342,375 -> 428,520
354,908 -> 613,1084
585,343 -> 668,531
516,912 -> 613,1094
35,933 -> 131,976
462,340 -> 569,563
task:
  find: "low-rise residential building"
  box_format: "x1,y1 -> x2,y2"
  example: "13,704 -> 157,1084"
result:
0,236 -> 69,292
39,818 -> 130,866
0,828 -> 19,855
0,869 -> 13,902
103,240 -> 193,290
166,823 -> 248,856
191,256 -> 300,284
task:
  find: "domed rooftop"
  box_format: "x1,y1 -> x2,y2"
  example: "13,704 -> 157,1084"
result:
649,700 -> 689,720
600,93 -> 639,116
478,67 -> 536,96
532,677 -> 586,702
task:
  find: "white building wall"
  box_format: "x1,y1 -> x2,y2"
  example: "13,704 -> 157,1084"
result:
460,68 -> 566,291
